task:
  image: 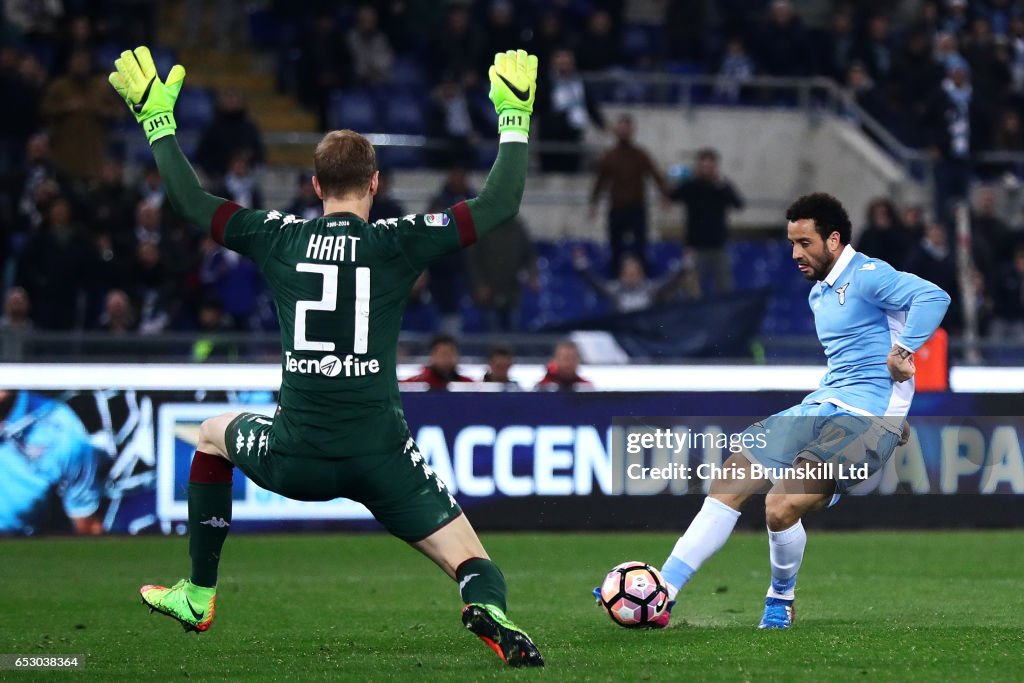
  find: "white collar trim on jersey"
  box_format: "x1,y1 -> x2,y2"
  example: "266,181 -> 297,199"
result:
822,244 -> 857,287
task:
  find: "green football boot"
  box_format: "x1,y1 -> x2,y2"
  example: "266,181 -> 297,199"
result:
140,579 -> 216,632
462,603 -> 544,667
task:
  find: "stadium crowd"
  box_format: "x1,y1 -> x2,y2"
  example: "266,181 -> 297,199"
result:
2,1 -> 1024,348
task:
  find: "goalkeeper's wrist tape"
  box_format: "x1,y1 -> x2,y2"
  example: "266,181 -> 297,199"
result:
142,111 -> 177,144
498,110 -> 530,141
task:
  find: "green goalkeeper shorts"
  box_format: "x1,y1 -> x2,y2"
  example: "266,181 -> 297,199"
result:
225,412 -> 462,542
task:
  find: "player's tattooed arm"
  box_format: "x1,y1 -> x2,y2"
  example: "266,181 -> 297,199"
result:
888,344 -> 916,383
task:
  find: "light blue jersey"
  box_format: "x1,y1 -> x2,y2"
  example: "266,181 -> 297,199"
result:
0,392 -> 100,534
803,245 -> 951,432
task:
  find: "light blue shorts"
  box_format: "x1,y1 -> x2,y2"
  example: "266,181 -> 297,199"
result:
741,401 -> 900,498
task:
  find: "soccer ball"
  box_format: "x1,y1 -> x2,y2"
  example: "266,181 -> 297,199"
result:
597,561 -> 669,627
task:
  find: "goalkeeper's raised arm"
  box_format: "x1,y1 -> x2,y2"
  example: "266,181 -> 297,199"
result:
108,46 -> 538,245
461,49 -> 538,239
108,46 -> 234,232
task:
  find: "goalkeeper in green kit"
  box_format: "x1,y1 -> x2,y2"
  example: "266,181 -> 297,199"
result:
109,46 -> 543,667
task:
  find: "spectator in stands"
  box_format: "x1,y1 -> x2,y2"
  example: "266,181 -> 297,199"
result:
485,2 -> 522,58
589,114 -> 670,276
138,162 -> 164,206
426,71 -> 489,168
192,297 -> 237,361
0,287 -> 32,333
40,49 -> 119,184
287,174 -> 322,221
576,10 -> 619,72
195,90 -> 265,179
467,216 -> 538,332
299,11 -> 353,131
845,61 -> 892,129
970,185 -> 1010,276
0,46 -> 45,173
980,0 -> 1016,39
347,4 -> 395,86
15,197 -> 92,330
926,56 -> 981,222
427,168 -> 473,335
856,198 -> 913,270
402,334 -> 472,390
942,0 -> 970,37
130,242 -> 172,334
991,245 -> 1024,339
367,170 -> 405,223
933,32 -> 963,73
853,14 -> 895,82
134,199 -> 163,246
1010,17 -> 1024,92
524,11 -> 565,69
536,49 -> 605,173
10,133 -> 61,230
905,221 -> 963,332
54,15 -> 97,75
89,157 -> 137,234
97,289 -> 136,334
914,1 -> 943,41
213,152 -> 263,209
715,37 -> 755,104
669,148 -> 743,296
753,0 -> 809,77
574,248 -> 692,313
536,340 -> 591,391
992,109 -> 1024,151
814,8 -> 856,82
431,5 -> 485,84
185,0 -> 243,51
961,17 -> 1011,111
890,28 -> 944,137
901,204 -> 927,242
482,345 -> 519,388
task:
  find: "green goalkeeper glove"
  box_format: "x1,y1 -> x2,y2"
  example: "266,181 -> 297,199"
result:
488,49 -> 538,139
108,46 -> 186,145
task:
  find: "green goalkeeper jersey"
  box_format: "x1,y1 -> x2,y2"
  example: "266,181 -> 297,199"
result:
146,134 -> 526,460
214,204 -> 476,459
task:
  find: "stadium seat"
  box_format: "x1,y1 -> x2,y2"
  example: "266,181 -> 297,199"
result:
382,96 -> 424,134
175,88 -> 215,129
328,90 -> 378,131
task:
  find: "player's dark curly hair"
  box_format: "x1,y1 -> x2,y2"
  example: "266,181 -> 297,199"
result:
785,193 -> 852,244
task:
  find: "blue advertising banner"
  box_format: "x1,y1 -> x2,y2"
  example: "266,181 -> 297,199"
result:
3,388 -> 1023,536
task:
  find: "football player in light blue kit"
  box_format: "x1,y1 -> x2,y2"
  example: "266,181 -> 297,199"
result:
0,390 -> 103,535
656,193 -> 950,629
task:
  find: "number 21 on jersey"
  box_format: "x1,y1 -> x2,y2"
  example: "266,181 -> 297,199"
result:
294,263 -> 370,353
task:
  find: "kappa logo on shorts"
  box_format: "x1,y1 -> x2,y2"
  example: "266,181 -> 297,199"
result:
424,212 -> 450,227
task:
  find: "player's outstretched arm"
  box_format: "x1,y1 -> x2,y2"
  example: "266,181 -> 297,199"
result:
462,50 -> 538,238
108,46 -> 226,231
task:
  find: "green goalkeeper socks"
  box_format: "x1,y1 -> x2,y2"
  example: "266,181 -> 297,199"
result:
457,558 -> 508,613
188,451 -> 234,588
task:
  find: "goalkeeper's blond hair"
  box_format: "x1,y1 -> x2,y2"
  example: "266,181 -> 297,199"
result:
314,130 -> 377,199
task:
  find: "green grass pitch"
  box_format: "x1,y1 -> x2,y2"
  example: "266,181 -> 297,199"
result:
2,530 -> 1022,681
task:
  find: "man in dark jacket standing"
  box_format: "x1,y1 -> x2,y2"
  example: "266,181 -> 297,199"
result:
670,149 -> 744,296
590,114 -> 670,276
